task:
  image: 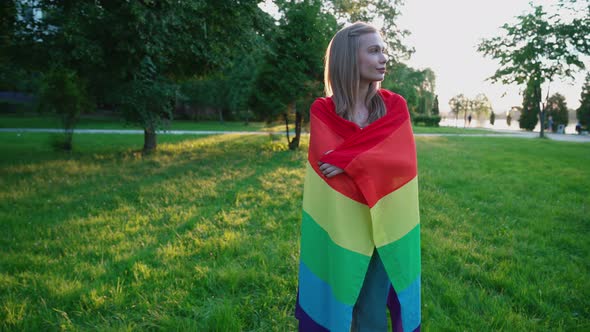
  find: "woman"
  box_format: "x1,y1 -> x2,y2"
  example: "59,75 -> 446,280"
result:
295,22 -> 421,332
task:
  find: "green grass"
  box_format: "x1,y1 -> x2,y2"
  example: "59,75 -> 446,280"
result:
0,132 -> 588,331
0,114 -> 287,132
1,113 -> 501,134
410,126 -> 495,134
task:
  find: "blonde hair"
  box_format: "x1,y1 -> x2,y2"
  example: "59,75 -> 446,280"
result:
324,22 -> 386,123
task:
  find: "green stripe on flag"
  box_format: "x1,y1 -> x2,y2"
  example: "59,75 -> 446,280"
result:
300,210 -> 371,305
377,224 -> 421,291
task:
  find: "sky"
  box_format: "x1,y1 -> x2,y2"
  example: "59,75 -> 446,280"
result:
396,0 -> 589,115
259,0 -> 589,115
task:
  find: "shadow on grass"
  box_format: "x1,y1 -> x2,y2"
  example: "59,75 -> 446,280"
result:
1,133 -> 306,330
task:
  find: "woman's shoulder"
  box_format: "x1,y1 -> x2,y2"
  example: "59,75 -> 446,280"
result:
379,88 -> 409,116
310,96 -> 335,113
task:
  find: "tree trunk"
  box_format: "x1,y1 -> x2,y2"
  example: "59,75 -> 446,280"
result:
538,84 -> 545,138
143,127 -> 157,153
63,129 -> 74,151
61,113 -> 77,151
539,108 -> 545,138
289,106 -> 302,150
284,112 -> 290,146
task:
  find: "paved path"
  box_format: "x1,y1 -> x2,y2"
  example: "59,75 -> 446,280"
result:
1,128 -> 589,143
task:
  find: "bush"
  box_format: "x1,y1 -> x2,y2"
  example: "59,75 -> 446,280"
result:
411,114 -> 441,127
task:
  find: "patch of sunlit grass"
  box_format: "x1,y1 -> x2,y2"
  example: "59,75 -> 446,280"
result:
0,132 -> 588,331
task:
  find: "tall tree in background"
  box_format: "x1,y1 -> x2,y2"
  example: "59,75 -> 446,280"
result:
252,0 -> 338,150
478,3 -> 589,137
577,73 -> 590,130
545,93 -> 569,131
432,95 -> 440,115
0,0 -> 39,92
0,0 -> 20,90
519,79 -> 542,131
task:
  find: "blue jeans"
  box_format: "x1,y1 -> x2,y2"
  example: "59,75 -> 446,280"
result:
351,249 -> 390,332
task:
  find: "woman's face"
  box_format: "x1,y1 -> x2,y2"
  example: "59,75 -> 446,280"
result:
357,32 -> 388,84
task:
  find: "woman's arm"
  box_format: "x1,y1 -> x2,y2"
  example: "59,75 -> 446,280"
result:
318,161 -> 344,178
318,149 -> 344,178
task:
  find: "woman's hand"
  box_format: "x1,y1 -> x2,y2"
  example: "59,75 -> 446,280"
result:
318,162 -> 344,178
318,150 -> 343,178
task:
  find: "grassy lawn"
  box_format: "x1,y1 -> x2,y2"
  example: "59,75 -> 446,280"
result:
0,132 -> 588,331
0,114 -> 287,132
1,113 -> 499,134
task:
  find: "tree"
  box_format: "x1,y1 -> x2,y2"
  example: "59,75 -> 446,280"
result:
0,0 -> 16,89
447,93 -> 492,127
0,0 -> 38,92
252,0 -> 338,150
328,0 -> 414,60
577,73 -> 590,130
545,93 -> 569,131
14,0 -> 268,153
382,63 -> 436,114
449,94 -> 469,126
477,3 -> 589,137
519,79 -> 541,131
472,93 -> 493,120
432,95 -> 440,115
490,111 -> 495,126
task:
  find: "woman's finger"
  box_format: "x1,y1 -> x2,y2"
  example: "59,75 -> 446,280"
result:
322,165 -> 335,175
325,168 -> 343,178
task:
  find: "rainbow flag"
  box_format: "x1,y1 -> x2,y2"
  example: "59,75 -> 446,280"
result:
295,89 -> 421,331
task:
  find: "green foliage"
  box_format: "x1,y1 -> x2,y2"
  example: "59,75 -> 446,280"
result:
117,58 -> 177,132
11,0 -> 269,151
431,95 -> 440,115
472,93 -> 493,117
477,5 -> 588,87
577,73 -> 590,128
448,94 -> 469,121
519,79 -> 541,131
179,79 -> 228,121
478,3 -> 589,136
411,114 -> 441,127
37,68 -> 92,150
251,0 -> 338,149
382,63 -> 436,115
329,0 -> 413,60
449,93 -> 493,125
252,0 -> 338,120
545,93 -> 569,131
